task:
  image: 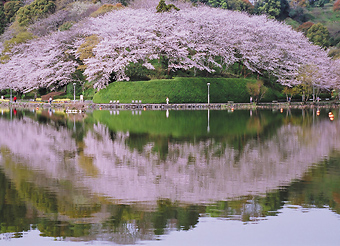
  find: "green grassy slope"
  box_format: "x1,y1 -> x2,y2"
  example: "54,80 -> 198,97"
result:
93,77 -> 282,104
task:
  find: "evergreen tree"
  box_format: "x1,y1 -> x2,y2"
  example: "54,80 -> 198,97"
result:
0,4 -> 5,35
307,23 -> 330,48
156,0 -> 180,12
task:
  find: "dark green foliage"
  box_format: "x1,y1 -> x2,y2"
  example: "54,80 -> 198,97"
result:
66,81 -> 82,97
208,0 -> 254,13
4,0 -> 22,23
0,169 -> 32,233
125,62 -> 151,81
0,4 -> 5,34
19,181 -> 58,213
309,0 -> 329,7
156,0 -> 180,12
38,219 -> 92,238
0,0 -> 23,35
152,200 -> 199,235
256,0 -> 282,18
16,0 -> 55,26
307,22 -> 330,48
58,21 -> 73,31
278,0 -> 290,19
288,6 -> 310,23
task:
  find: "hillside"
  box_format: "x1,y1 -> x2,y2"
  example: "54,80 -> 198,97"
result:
306,3 -> 340,45
92,77 -> 282,104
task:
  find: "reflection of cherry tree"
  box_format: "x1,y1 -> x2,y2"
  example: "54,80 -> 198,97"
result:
77,117 -> 340,204
2,110 -> 340,205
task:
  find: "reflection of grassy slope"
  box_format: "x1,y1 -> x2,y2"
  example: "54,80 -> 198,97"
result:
0,168 -> 33,233
287,152 -> 340,213
93,110 -> 284,158
0,147 -> 101,218
93,110 -> 283,139
93,77 -> 280,104
206,151 -> 340,220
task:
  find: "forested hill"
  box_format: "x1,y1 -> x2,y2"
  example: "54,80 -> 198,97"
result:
0,0 -> 339,99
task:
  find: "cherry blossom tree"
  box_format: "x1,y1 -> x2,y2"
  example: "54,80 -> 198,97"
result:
0,5 -> 337,92
76,7 -> 333,90
0,29 -> 79,92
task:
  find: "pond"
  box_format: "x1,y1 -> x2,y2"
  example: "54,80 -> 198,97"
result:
0,107 -> 340,246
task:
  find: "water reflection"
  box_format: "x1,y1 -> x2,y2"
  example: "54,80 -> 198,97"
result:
0,108 -> 340,244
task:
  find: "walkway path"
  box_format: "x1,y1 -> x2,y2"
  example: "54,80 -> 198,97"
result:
1,100 -> 340,111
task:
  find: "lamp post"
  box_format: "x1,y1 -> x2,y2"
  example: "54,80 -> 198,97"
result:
207,82 -> 210,106
73,83 -> 76,103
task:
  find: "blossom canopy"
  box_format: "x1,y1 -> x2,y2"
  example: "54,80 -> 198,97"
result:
0,6 -> 337,92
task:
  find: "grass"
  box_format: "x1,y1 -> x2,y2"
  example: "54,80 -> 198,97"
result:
93,77 -> 282,104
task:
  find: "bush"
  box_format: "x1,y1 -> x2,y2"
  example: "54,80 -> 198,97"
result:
306,22 -> 330,48
334,0 -> 340,11
16,0 -> 55,26
328,47 -> 340,59
0,4 -> 5,35
296,21 -> 314,34
58,21 -> 73,31
4,0 -> 23,23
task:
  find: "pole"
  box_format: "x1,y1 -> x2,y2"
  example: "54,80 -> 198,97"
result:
73,83 -> 76,102
207,83 -> 210,105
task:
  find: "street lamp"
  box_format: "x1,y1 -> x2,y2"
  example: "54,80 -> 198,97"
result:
207,82 -> 210,105
73,83 -> 76,102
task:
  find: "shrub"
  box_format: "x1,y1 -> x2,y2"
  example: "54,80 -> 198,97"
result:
16,0 -> 55,26
328,47 -> 340,59
4,0 -> 23,23
334,0 -> 340,12
156,0 -> 180,12
0,4 -> 5,35
306,23 -> 330,48
58,21 -> 73,31
296,21 -> 314,34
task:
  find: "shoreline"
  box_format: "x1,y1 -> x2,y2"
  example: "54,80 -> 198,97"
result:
1,100 -> 340,111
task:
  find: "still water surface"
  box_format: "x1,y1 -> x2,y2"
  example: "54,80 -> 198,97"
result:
0,108 -> 340,245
